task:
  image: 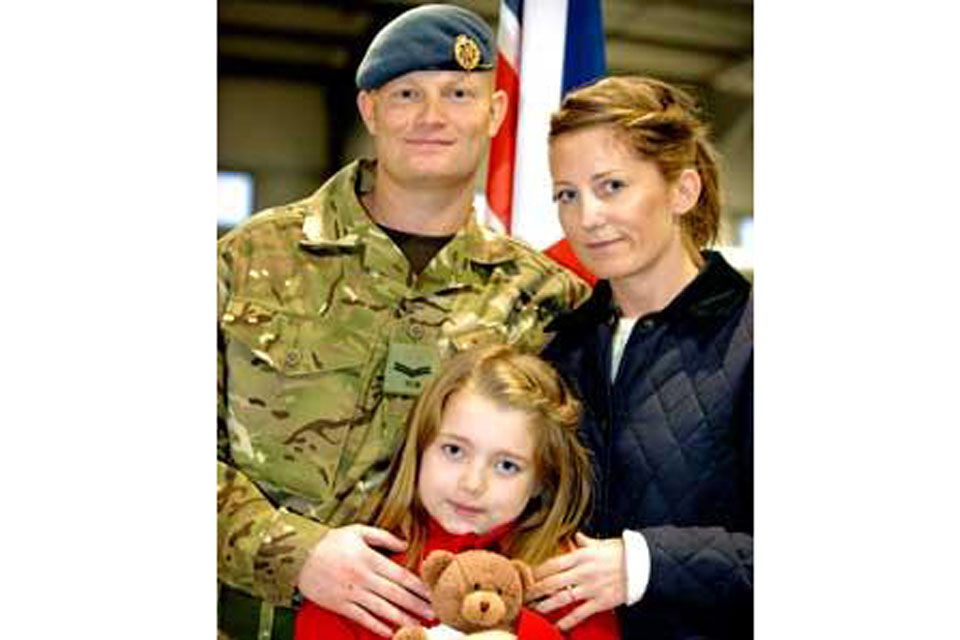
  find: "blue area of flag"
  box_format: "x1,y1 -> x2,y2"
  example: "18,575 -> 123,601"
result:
504,0 -> 523,22
562,0 -> 606,96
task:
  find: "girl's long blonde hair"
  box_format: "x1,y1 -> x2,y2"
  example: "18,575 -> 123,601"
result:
359,344 -> 592,568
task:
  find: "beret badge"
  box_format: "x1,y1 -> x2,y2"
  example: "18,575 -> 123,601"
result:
453,33 -> 482,71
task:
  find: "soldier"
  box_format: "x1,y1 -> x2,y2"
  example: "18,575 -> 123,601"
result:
217,5 -> 589,640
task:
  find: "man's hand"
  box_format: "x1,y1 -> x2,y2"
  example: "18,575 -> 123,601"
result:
296,524 -> 435,638
527,532 -> 627,631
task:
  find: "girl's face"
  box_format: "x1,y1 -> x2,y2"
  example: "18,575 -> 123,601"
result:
417,388 -> 537,535
549,124 -> 695,288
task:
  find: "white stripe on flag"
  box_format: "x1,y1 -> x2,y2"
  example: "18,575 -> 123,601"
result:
496,3 -> 520,71
512,0 -> 569,251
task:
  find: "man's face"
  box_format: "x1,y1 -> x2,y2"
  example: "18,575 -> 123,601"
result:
357,70 -> 507,188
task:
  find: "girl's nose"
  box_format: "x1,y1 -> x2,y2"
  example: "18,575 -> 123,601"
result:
458,462 -> 486,494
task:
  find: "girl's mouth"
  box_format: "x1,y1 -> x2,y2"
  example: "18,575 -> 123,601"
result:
449,500 -> 485,517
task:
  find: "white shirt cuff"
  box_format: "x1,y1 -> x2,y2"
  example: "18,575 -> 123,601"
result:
622,529 -> 650,606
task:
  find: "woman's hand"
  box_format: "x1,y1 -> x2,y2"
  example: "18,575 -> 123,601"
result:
296,524 -> 435,638
527,532 -> 627,631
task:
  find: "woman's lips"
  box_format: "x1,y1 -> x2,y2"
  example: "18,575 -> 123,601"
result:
585,237 -> 623,251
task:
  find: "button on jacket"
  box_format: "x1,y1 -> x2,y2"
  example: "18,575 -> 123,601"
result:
543,251 -> 753,639
217,159 -> 589,604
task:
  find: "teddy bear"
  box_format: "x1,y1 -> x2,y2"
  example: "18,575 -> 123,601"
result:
392,548 -> 536,640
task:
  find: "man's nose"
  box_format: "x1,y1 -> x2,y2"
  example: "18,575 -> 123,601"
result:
416,94 -> 445,126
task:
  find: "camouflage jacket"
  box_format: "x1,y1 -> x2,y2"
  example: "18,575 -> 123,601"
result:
217,159 -> 589,605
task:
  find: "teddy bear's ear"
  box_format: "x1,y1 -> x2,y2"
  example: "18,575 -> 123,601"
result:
421,550 -> 457,588
511,559 -> 536,592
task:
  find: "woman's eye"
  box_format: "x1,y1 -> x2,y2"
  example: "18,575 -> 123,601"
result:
602,179 -> 626,195
553,189 -> 576,204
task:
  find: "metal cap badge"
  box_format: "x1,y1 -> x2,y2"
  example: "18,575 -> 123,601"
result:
454,34 -> 481,71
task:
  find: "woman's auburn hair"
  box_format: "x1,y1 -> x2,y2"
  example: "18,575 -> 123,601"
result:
550,75 -> 723,260
358,344 -> 593,568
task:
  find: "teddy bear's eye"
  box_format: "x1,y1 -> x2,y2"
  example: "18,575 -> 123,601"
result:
496,587 -> 503,595
473,583 -> 481,591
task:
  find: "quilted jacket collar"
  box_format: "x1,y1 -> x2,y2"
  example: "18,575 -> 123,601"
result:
547,250 -> 750,331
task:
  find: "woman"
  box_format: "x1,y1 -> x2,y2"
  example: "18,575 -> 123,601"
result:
530,76 -> 753,639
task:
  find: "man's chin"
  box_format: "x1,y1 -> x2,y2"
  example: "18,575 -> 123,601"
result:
394,167 -> 474,189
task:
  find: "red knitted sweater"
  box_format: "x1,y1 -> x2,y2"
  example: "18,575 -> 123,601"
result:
293,519 -> 619,640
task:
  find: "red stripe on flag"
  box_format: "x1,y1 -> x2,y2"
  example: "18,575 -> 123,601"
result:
544,239 -> 596,285
486,53 -> 520,232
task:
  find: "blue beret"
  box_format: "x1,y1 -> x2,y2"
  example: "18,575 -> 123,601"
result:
356,4 -> 495,90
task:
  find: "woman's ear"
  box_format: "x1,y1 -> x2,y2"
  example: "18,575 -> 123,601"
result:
670,168 -> 702,216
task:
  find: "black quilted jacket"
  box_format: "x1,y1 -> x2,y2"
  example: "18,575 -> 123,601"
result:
543,251 -> 753,639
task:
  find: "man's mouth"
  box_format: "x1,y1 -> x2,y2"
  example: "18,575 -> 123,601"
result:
405,138 -> 455,147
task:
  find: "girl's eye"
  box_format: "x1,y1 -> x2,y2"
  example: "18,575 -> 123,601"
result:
552,188 -> 576,204
440,443 -> 463,459
495,459 -> 522,475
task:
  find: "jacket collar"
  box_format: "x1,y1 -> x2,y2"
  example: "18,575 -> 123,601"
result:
547,250 -> 750,331
297,159 -> 520,278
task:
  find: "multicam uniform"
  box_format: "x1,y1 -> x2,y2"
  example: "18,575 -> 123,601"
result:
217,159 -> 589,605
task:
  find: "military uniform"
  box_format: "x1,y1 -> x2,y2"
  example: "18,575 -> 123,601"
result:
217,159 -> 589,609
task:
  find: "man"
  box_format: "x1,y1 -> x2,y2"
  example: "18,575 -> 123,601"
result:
217,5 -> 589,639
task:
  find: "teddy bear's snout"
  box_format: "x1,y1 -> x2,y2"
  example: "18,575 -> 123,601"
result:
461,591 -> 507,627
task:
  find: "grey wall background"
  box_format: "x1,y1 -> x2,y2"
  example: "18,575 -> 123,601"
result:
218,0 -> 753,254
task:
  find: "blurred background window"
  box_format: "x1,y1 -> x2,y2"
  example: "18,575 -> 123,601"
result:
217,170 -> 255,232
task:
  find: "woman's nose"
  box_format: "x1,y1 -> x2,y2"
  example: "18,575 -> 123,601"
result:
579,193 -> 606,230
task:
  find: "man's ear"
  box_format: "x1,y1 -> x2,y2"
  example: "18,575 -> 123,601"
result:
421,550 -> 457,589
488,88 -> 508,138
671,168 -> 702,216
356,90 -> 377,136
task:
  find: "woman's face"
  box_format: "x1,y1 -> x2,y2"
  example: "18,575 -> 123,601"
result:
549,125 -> 695,287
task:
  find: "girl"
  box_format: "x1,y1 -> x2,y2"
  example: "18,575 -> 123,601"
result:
294,344 -> 620,639
533,76 -> 752,639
